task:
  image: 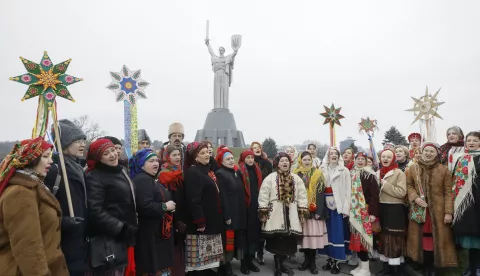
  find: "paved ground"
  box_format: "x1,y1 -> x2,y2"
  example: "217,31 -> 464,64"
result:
229,252 -> 384,276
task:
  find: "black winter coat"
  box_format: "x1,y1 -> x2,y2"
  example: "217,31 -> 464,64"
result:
217,167 -> 247,231
254,155 -> 273,181
245,164 -> 262,243
133,172 -> 174,274
86,163 -> 137,245
44,155 -> 89,274
184,163 -> 223,235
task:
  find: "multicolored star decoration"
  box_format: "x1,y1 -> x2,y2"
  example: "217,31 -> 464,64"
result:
359,117 -> 379,134
405,86 -> 444,125
9,51 -> 83,108
320,104 -> 345,127
106,65 -> 149,106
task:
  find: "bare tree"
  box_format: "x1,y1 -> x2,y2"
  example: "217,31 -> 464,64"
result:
71,115 -> 107,143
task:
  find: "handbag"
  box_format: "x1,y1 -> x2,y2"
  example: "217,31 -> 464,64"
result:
409,175 -> 427,223
89,235 -> 128,269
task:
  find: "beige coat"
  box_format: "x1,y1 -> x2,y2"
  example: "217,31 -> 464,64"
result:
0,172 -> 69,276
378,168 -> 407,204
258,172 -> 308,235
406,163 -> 457,267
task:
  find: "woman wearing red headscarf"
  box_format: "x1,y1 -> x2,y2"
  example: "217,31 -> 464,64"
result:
237,150 -> 263,274
0,137 -> 69,275
376,149 -> 407,276
184,142 -> 224,275
159,145 -> 187,276
86,138 -> 137,276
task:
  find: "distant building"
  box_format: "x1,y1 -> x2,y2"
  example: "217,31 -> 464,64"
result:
339,137 -> 356,153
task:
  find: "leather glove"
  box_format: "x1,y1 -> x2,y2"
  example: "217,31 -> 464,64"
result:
176,221 -> 187,234
61,217 -> 84,231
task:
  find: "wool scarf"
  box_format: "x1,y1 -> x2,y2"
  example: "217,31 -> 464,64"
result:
238,162 -> 262,207
452,150 -> 480,224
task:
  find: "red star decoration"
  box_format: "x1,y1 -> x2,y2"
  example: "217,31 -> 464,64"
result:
320,104 -> 345,127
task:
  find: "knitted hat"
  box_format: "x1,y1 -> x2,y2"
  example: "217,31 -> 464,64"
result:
103,136 -> 122,146
168,123 -> 184,137
355,152 -> 368,160
138,129 -> 151,144
51,119 -> 86,149
239,150 -> 255,163
408,133 -> 421,142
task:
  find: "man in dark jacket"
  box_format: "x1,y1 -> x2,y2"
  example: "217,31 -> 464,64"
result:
45,119 -> 89,276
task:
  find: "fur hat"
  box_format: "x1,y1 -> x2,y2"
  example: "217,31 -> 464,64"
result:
103,136 -> 122,146
51,119 -> 86,149
138,129 -> 151,144
168,123 -> 184,137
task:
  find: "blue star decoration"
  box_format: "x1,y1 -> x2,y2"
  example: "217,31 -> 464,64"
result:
107,65 -> 149,106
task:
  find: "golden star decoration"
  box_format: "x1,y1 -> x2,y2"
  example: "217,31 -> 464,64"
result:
405,86 -> 444,125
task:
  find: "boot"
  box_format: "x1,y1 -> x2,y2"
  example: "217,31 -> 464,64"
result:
217,265 -> 225,276
240,260 -> 250,275
350,264 -> 362,276
246,256 -> 260,273
376,262 -> 391,276
391,265 -> 402,276
321,258 -> 333,271
309,250 -> 318,275
353,261 -> 370,276
330,260 -> 340,274
224,262 -> 237,276
256,251 -> 265,265
273,255 -> 282,276
280,256 -> 294,276
297,251 -> 309,271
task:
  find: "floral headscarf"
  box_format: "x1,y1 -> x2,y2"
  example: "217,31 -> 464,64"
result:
293,151 -> 324,212
238,150 -> 263,207
379,149 -> 398,179
159,145 -> 183,190
0,136 -> 53,195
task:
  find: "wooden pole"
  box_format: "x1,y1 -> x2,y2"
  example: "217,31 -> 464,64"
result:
51,105 -> 75,217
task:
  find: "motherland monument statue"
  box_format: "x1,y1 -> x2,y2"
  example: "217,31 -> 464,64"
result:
195,20 -> 246,147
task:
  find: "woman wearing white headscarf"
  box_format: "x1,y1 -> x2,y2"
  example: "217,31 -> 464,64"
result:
285,146 -> 299,171
318,147 -> 352,274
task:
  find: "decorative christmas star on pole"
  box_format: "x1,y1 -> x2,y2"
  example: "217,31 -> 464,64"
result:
359,117 -> 379,166
107,65 -> 150,158
405,86 -> 444,142
9,51 -> 82,218
320,104 -> 345,147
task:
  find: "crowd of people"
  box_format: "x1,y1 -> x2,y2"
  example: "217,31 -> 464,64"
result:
0,121 -> 479,276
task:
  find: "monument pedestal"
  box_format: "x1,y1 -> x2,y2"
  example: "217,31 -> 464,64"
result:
195,108 -> 245,148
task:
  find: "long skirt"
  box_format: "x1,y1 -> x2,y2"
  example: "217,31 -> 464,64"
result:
378,203 -> 406,265
185,234 -> 223,272
171,241 -> 185,276
318,208 -> 350,261
265,234 -> 298,255
300,218 -> 328,249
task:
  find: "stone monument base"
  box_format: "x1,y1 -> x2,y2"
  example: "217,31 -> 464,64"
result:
195,108 -> 245,148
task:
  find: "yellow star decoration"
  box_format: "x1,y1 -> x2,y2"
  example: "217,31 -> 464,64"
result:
33,68 -> 62,92
406,86 -> 444,125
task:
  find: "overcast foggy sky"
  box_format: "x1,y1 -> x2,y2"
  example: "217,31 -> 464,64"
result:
1,1 -> 479,149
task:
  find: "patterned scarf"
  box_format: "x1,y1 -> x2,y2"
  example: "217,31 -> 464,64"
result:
129,148 -> 156,178
86,138 -> 115,173
452,150 -> 480,224
440,140 -> 464,165
0,137 -> 52,196
293,154 -> 324,211
349,167 -> 373,251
